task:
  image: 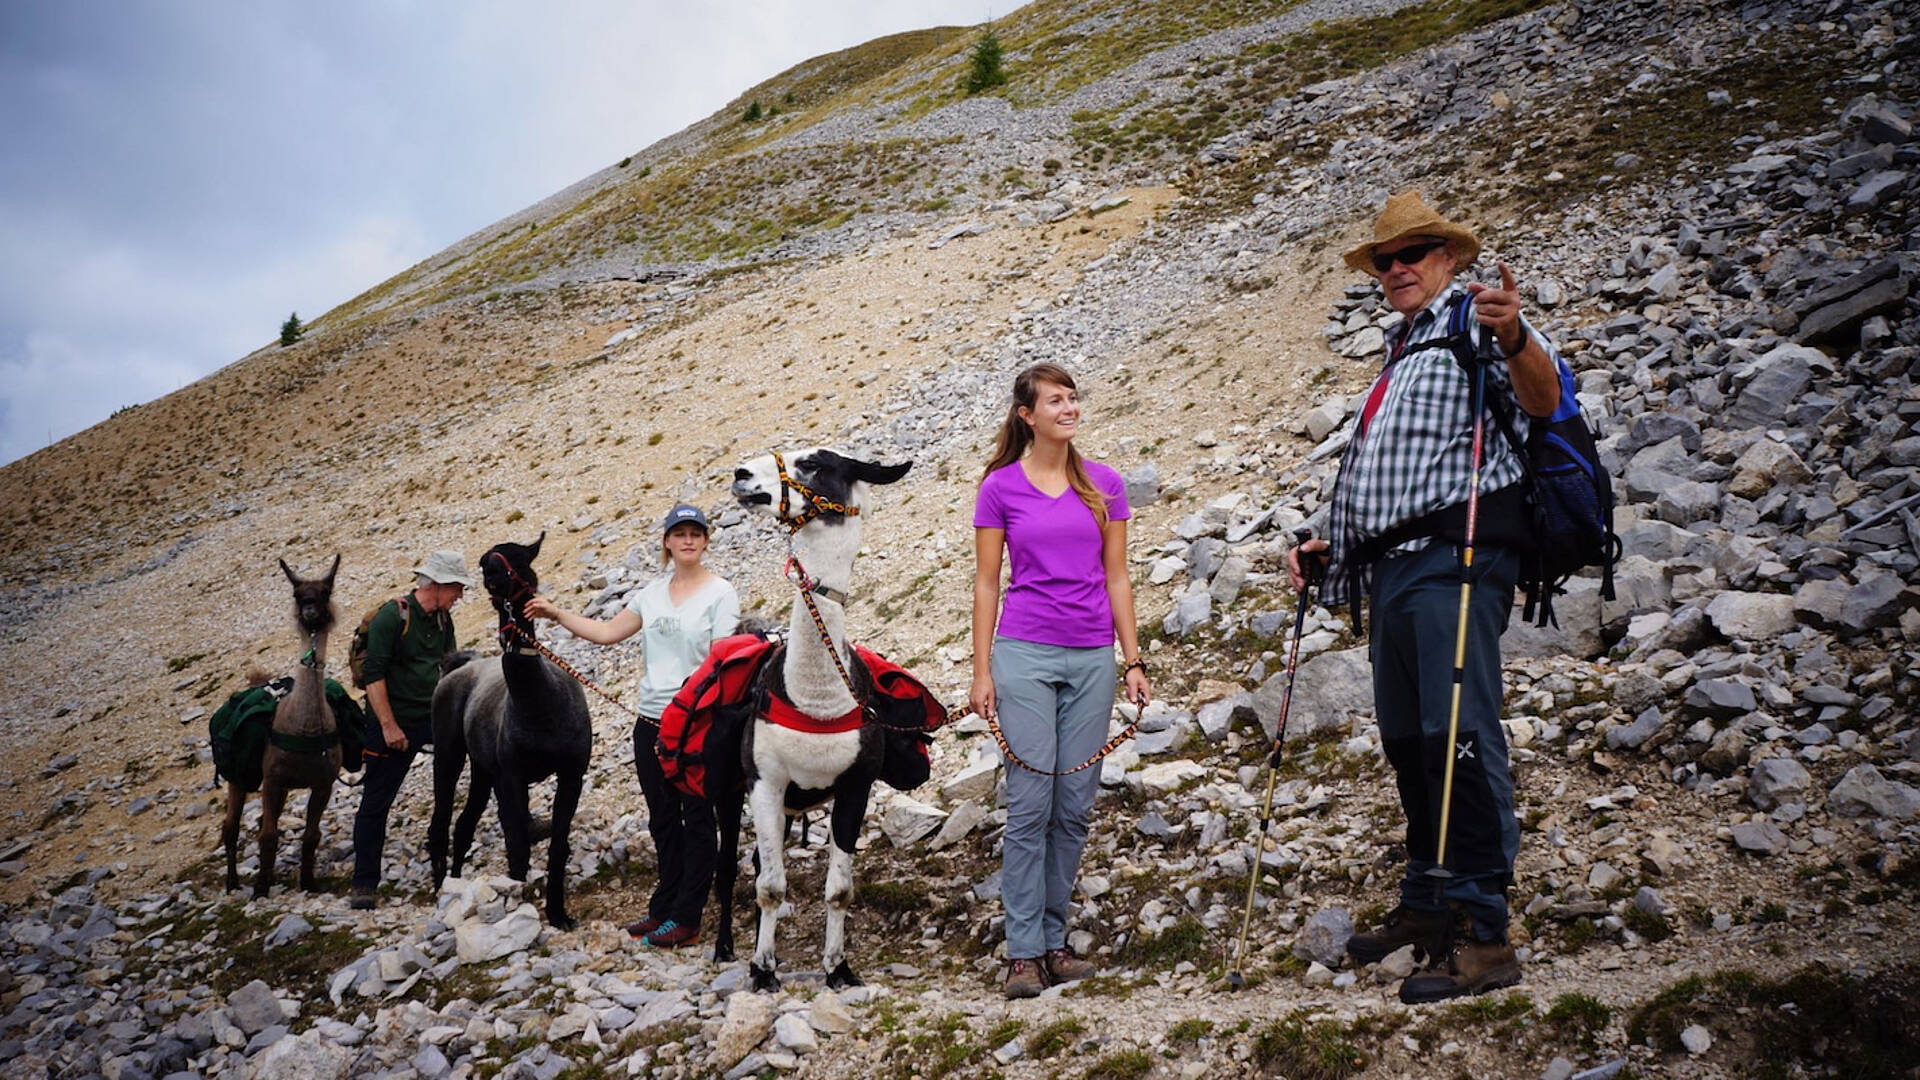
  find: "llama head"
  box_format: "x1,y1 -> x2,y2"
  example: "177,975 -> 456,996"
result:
278,554 -> 339,634
481,533 -> 544,622
731,448 -> 911,529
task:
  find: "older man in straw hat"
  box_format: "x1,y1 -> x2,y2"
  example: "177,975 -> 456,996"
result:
350,548 -> 472,910
1288,191 -> 1567,1002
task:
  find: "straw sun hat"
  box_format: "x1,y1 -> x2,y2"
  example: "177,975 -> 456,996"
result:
1342,190 -> 1482,273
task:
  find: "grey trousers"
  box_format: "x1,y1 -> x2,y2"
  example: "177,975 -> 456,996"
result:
1371,541 -> 1521,942
992,636 -> 1115,959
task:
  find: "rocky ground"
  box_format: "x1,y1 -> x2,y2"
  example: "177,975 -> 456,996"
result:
2,0 -> 1918,1078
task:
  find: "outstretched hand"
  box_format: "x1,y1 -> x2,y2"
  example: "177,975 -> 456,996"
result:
1466,262 -> 1526,356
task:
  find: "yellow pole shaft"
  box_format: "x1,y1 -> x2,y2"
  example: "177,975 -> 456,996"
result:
1434,548 -> 1475,869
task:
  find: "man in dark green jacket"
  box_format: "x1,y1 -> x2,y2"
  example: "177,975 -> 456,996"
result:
350,549 -> 470,909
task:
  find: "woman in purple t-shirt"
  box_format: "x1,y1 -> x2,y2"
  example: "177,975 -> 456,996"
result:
970,362 -> 1151,1000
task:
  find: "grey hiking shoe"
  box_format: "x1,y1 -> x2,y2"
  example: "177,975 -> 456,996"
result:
1398,940 -> 1522,1004
1004,958 -> 1047,999
1347,904 -> 1450,964
349,887 -> 376,911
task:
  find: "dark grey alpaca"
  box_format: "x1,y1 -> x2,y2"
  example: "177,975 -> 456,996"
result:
426,534 -> 592,929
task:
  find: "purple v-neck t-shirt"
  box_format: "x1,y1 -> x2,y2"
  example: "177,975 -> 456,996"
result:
974,460 -> 1131,648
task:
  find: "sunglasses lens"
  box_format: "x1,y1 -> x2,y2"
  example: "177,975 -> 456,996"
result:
1372,241 -> 1443,272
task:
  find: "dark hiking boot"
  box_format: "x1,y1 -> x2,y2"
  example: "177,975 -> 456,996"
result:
1346,904 -> 1450,964
349,887 -> 377,911
1044,947 -> 1095,984
1004,958 -> 1047,1000
624,915 -> 663,939
1398,940 -> 1522,1004
643,920 -> 700,950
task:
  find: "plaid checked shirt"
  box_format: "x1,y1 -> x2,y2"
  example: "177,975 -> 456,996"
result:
1321,283 -> 1555,608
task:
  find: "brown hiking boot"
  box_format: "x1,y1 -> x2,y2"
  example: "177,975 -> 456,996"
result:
624,915 -> 662,939
1346,904 -> 1450,964
1398,940 -> 1522,1004
1044,947 -> 1095,984
349,887 -> 377,911
1004,958 -> 1048,999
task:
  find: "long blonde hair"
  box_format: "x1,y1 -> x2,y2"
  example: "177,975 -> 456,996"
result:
981,363 -> 1109,529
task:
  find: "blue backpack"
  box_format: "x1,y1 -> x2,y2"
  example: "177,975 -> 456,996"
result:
1421,294 -> 1621,627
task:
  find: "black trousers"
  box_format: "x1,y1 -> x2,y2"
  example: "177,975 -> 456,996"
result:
634,716 -> 717,926
351,724 -> 429,891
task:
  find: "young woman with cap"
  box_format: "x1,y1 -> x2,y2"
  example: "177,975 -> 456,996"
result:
970,362 -> 1151,999
526,505 -> 739,948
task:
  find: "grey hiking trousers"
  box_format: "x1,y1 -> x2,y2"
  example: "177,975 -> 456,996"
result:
992,636 -> 1115,960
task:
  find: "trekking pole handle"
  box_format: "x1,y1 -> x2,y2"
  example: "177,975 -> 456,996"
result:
1291,528 -> 1326,588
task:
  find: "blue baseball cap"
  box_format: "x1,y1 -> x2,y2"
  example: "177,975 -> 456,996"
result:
662,504 -> 710,533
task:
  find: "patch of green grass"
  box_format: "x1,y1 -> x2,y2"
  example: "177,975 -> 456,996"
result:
1118,915 -> 1211,968
884,1012 -> 988,1080
166,652 -> 208,673
1627,965 -> 1919,1079
1082,1049 -> 1153,1080
856,879 -> 931,914
1167,1018 -> 1214,1044
1027,1017 -> 1088,1059
1544,992 -> 1611,1051
1623,904 -> 1673,942
1251,1011 -> 1370,1080
158,901 -> 371,1000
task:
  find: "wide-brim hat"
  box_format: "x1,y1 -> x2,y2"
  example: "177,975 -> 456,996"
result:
412,549 -> 475,587
1342,189 -> 1481,273
662,504 -> 711,534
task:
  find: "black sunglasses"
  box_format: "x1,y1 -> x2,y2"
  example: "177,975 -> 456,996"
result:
1370,239 -> 1447,273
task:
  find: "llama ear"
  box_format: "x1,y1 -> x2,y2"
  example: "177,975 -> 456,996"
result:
324,554 -> 341,587
528,531 -> 546,559
850,458 -> 912,486
279,558 -> 298,585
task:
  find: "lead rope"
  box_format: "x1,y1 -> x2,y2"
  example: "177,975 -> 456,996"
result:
984,703 -> 1142,777
497,620 -> 644,721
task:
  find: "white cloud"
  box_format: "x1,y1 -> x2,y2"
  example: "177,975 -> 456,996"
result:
0,1 -> 994,465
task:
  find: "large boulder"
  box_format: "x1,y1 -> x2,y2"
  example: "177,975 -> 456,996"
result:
246,1032 -> 352,1080
714,991 -> 773,1069
1748,757 -> 1811,811
1505,577 -> 1606,658
1827,765 -> 1920,820
1258,647 -> 1372,740
1292,907 -> 1354,968
226,980 -> 285,1036
1705,591 -> 1799,642
1725,344 -> 1815,429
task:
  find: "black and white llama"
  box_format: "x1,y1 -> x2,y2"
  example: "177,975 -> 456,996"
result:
427,534 -> 593,928
723,448 -> 911,991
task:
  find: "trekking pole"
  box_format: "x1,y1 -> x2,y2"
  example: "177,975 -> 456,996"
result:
1226,528 -> 1320,991
1427,345 -> 1492,924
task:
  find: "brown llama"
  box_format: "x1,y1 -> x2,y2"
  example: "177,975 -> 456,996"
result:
223,555 -> 343,897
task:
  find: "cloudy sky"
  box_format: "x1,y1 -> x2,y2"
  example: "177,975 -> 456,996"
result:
0,1 -> 995,466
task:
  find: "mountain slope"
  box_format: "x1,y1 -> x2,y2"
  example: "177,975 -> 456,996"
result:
0,0 -> 1916,1077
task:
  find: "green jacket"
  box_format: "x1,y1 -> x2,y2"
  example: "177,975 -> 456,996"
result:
362,592 -> 456,728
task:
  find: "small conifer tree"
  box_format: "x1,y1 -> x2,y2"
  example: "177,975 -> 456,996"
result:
279,312 -> 304,347
966,26 -> 1008,95
743,100 -> 763,123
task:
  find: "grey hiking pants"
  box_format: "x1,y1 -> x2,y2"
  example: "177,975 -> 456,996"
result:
1371,541 -> 1521,943
992,636 -> 1115,960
